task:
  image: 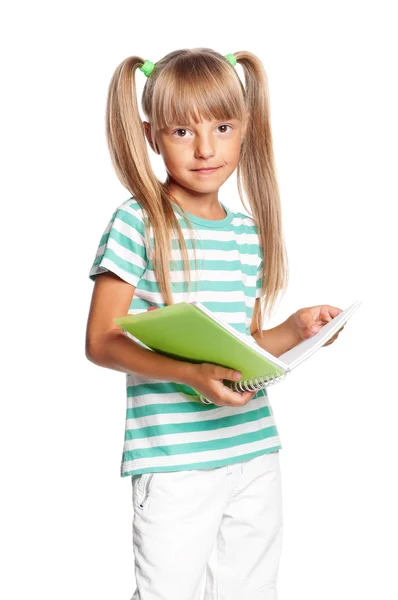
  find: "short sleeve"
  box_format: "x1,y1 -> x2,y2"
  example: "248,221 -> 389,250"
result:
88,201 -> 148,287
255,244 -> 263,299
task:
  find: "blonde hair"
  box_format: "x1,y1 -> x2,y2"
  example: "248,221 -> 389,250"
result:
106,47 -> 288,334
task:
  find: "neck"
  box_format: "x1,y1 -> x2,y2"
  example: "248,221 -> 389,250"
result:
165,178 -> 223,219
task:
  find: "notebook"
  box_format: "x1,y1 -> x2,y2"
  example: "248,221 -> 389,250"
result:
114,300 -> 362,398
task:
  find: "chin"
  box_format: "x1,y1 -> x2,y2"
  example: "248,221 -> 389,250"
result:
191,183 -> 221,194
175,178 -> 220,194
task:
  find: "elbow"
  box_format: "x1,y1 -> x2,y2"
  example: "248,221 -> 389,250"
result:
85,328 -> 124,364
85,324 -> 105,364
85,338 -> 98,364
85,331 -> 103,365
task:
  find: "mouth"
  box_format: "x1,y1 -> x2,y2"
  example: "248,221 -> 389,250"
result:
191,166 -> 221,174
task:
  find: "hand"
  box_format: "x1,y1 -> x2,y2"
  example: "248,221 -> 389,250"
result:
290,304 -> 345,348
184,363 -> 257,407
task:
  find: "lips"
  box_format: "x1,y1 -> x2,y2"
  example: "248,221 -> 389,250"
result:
192,167 -> 221,172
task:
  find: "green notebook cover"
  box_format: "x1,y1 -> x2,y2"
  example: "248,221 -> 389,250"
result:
114,303 -> 285,396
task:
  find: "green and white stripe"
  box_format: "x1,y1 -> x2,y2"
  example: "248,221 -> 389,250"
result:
89,197 -> 282,477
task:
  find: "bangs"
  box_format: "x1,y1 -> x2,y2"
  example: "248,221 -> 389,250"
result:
150,56 -> 246,131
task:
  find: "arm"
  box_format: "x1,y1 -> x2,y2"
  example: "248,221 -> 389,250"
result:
86,272 -> 258,406
86,274 -> 273,406
250,300 -> 345,357
85,272 -> 196,384
250,300 -> 301,358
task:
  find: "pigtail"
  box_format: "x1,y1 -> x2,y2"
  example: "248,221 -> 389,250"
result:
234,51 -> 289,335
106,55 -> 195,305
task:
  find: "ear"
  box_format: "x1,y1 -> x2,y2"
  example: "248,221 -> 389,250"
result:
142,121 -> 160,154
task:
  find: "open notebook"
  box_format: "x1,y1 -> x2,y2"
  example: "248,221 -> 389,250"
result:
114,300 -> 362,396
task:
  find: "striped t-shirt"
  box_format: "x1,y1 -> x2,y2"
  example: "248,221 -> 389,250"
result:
89,197 -> 282,477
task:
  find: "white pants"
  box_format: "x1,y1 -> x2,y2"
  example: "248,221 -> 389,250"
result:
130,451 -> 283,600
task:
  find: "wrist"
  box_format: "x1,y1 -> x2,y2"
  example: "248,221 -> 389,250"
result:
285,314 -> 303,349
173,361 -> 198,387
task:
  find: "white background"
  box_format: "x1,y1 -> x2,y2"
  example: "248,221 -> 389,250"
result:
1,1 -> 397,598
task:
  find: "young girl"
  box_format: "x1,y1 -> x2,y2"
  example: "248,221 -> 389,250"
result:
86,48 -> 343,600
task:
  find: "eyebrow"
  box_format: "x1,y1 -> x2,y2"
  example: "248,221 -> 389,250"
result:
167,118 -> 238,128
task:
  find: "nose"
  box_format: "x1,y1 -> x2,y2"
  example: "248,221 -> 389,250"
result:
194,133 -> 216,160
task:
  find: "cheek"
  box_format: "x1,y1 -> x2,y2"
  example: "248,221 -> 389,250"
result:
223,139 -> 242,163
164,148 -> 190,171
165,156 -> 186,172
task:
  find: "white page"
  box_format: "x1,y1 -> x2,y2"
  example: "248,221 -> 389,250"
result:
278,300 -> 362,370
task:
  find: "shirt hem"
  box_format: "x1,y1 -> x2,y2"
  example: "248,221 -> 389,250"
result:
120,444 -> 282,477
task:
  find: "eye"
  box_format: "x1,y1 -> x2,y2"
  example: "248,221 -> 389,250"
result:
218,124 -> 232,133
172,128 -> 192,138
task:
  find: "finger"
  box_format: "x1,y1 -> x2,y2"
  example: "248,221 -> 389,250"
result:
208,367 -> 264,405
216,377 -> 257,405
297,310 -> 320,336
310,306 -> 344,336
207,389 -> 251,407
317,305 -> 343,322
223,389 -> 257,406
323,330 -> 342,346
220,367 -> 243,382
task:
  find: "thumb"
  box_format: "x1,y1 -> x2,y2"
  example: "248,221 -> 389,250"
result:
219,367 -> 242,382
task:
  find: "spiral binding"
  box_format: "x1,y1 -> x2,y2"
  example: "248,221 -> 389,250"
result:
198,371 -> 289,404
199,396 -> 214,404
231,371 -> 289,392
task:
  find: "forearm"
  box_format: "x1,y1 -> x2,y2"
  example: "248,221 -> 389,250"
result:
252,315 -> 301,358
86,329 -> 196,385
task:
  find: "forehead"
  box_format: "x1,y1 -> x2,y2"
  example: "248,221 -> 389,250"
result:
161,116 -> 242,129
150,67 -> 247,132
155,102 -> 243,131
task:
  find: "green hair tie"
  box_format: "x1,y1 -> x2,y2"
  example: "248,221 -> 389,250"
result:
140,55 -> 236,78
225,53 -> 237,67
139,60 -> 155,78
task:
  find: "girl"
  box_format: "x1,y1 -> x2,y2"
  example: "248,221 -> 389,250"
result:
86,48 -> 343,600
